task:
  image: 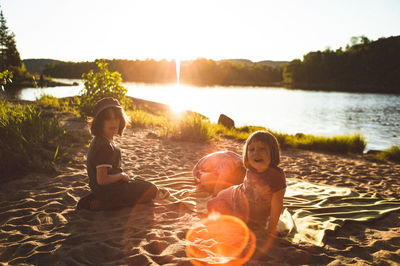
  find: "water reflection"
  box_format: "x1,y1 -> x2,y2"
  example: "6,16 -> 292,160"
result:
11,79 -> 83,100
13,81 -> 400,151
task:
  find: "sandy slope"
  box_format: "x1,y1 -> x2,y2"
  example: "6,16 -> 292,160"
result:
1,125 -> 399,265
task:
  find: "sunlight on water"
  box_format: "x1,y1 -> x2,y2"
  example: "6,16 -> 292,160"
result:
15,81 -> 400,151
161,84 -> 188,114
125,84 -> 400,151
164,58 -> 186,113
14,80 -> 82,100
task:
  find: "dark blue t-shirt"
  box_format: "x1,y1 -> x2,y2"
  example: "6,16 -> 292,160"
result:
86,135 -> 122,193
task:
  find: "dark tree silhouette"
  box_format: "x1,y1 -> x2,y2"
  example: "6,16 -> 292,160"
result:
283,36 -> 400,93
0,7 -> 22,71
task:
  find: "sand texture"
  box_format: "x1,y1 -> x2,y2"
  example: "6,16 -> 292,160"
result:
1,126 -> 400,265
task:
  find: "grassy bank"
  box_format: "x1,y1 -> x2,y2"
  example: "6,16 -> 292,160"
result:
0,98 -> 87,177
365,146 -> 400,163
126,99 -> 367,154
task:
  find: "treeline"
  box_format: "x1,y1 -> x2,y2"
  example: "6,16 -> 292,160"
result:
0,6 -> 67,92
283,35 -> 400,93
35,35 -> 400,93
181,59 -> 283,86
40,58 -> 283,86
0,6 -> 30,89
22,59 -> 62,75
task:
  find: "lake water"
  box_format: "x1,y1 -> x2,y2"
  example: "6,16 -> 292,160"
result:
14,79 -> 400,152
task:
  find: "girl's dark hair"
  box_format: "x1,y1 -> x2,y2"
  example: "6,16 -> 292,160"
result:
90,107 -> 127,136
243,130 -> 281,169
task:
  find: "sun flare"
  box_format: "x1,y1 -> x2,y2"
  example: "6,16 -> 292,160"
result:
165,85 -> 187,114
185,212 -> 256,265
164,59 -> 186,113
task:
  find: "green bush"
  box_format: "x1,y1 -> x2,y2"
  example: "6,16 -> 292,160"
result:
0,70 -> 13,91
36,94 -> 60,109
0,101 -> 75,175
79,59 -> 128,117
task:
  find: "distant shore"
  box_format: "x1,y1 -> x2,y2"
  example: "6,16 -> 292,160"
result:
5,78 -> 76,93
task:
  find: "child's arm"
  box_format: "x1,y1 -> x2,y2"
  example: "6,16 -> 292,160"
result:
267,188 -> 286,235
96,166 -> 130,185
261,188 -> 285,254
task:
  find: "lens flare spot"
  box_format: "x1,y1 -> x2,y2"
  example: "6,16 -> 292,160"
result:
186,212 -> 256,265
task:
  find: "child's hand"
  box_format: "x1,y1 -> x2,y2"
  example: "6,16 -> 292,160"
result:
120,172 -> 130,182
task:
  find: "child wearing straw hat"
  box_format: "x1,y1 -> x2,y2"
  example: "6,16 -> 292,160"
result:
83,97 -> 158,210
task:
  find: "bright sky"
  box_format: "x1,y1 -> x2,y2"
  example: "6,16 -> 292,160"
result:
2,0 -> 400,62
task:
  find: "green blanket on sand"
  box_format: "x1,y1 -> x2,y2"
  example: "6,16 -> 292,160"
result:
149,172 -> 400,247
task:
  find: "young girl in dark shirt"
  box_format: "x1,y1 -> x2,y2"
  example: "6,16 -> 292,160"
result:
85,97 -> 158,209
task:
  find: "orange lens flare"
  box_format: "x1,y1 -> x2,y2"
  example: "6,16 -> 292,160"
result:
186,212 -> 256,265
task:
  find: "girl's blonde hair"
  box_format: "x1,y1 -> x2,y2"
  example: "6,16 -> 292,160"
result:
243,130 -> 281,170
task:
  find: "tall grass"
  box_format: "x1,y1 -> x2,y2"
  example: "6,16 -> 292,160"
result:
216,125 -> 269,140
275,132 -> 366,154
207,123 -> 366,154
126,109 -> 167,128
384,145 -> 400,162
127,106 -> 216,142
163,112 -> 215,142
0,101 -> 75,175
36,94 -> 80,115
366,145 -> 400,163
36,94 -> 61,109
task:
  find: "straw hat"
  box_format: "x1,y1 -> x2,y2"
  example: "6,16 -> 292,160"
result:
93,97 -> 122,118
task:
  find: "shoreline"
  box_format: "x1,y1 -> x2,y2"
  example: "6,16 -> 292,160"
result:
6,96 -> 399,156
5,79 -> 75,91
11,78 -> 400,95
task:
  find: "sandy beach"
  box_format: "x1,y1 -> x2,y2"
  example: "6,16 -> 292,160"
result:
1,122 -> 400,265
